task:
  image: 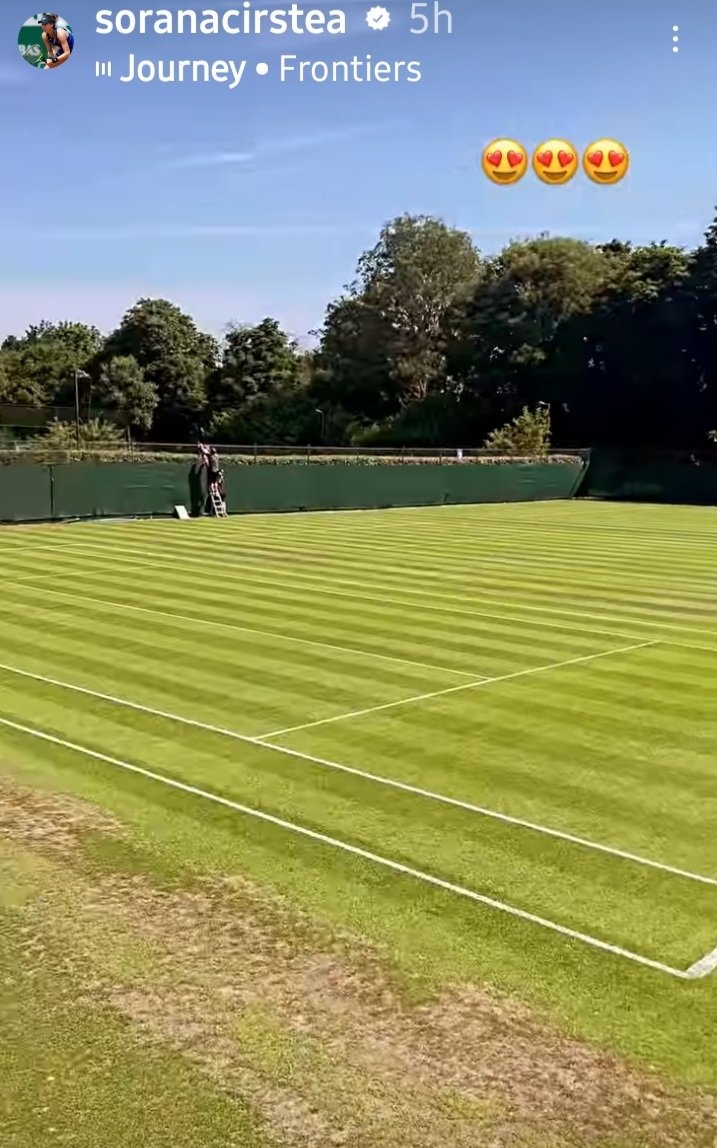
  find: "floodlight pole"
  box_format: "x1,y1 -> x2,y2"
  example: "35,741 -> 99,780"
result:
74,370 -> 81,446
74,369 -> 90,446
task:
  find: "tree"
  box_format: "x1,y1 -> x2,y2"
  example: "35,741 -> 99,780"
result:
102,299 -> 217,439
354,214 -> 482,405
0,320 -> 102,408
207,318 -> 300,413
207,319 -> 315,444
554,242 -> 693,447
446,237 -> 620,445
312,216 -> 482,439
5,208 -> 717,451
449,237 -> 608,378
209,390 -> 318,445
311,296 -> 397,430
685,209 -> 717,442
99,355 -> 158,434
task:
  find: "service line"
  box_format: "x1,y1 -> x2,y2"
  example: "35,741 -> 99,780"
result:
258,640 -> 658,737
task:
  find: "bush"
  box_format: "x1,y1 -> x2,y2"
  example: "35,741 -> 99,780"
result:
31,418 -> 126,450
484,406 -> 552,455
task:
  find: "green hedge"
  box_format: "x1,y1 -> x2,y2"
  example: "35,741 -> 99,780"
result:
0,450 -> 584,467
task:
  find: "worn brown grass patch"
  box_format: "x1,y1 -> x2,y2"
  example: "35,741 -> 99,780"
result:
0,773 -> 121,855
3,779 -> 717,1147
33,873 -> 717,1147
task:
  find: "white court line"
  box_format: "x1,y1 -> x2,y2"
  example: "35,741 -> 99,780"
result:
259,641 -> 658,738
686,946 -> 717,979
0,578 -> 479,682
2,656 -> 715,888
0,713 -> 695,980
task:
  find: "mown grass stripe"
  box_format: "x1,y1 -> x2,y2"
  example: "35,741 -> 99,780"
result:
7,575 -> 634,685
18,571 -> 618,671
56,544 -> 710,618
15,523 -> 717,586
0,576 -> 480,681
15,531 -> 717,606
10,535 -> 716,648
0,631 -> 443,742
63,526 -> 717,598
2,654 -> 715,892
0,593 -> 453,700
2,544 -> 652,650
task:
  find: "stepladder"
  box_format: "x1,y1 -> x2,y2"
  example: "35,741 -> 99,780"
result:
209,484 -> 227,517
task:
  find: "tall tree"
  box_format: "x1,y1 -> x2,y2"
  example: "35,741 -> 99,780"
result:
686,209 -> 717,442
207,318 -> 300,412
447,237 -> 613,442
103,299 -> 217,439
98,355 -> 158,435
207,319 -> 315,444
2,210 -> 717,451
311,296 -> 397,430
313,215 -> 481,437
555,242 -> 693,446
355,214 -> 481,405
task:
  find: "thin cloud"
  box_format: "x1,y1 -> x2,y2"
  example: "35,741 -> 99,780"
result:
174,122 -> 395,168
178,151 -> 255,167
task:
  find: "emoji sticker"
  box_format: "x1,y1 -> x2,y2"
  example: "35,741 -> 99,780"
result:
532,140 -> 578,185
583,139 -> 629,184
481,139 -> 527,186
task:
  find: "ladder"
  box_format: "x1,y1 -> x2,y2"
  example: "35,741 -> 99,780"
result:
209,485 -> 227,517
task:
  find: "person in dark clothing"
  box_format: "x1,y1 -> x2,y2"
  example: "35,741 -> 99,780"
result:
197,444 -> 226,514
207,448 -> 221,488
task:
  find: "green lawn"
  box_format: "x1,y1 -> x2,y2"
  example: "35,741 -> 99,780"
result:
1,500 -> 716,1146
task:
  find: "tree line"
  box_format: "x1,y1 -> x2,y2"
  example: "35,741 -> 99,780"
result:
2,210 -> 717,450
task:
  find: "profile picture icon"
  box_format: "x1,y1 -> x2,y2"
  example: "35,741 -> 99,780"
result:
18,13 -> 74,70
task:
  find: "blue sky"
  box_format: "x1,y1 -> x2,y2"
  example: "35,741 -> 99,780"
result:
0,0 -> 714,343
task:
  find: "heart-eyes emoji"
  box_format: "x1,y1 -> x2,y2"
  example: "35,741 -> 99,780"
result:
582,139 -> 629,184
481,139 -> 528,186
532,139 -> 578,185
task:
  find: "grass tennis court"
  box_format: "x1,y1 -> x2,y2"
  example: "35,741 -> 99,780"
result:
1,500 -> 716,1146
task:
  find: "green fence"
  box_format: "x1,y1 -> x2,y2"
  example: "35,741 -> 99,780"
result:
0,464 -> 55,522
0,459 -> 585,523
580,451 -> 717,505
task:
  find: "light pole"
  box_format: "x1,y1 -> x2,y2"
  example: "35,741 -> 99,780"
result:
74,369 -> 90,446
315,408 -> 325,443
